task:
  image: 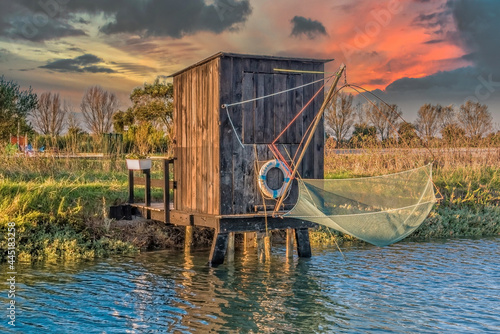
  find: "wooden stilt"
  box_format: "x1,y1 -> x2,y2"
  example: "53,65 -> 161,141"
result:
227,232 -> 235,262
209,232 -> 228,266
264,233 -> 271,260
185,225 -> 193,253
244,232 -> 256,249
286,228 -> 294,258
295,228 -> 312,258
257,232 -> 265,262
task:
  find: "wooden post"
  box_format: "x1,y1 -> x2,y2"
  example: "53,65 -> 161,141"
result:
264,233 -> 271,260
144,169 -> 151,219
295,228 -> 312,258
257,232 -> 265,262
286,228 -> 294,258
209,232 -> 229,266
185,225 -> 193,253
163,159 -> 170,223
128,170 -> 134,204
244,232 -> 256,249
227,232 -> 235,262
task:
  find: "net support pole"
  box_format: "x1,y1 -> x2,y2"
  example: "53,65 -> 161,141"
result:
275,64 -> 346,212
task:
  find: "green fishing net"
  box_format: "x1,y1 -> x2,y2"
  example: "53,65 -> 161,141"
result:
285,164 -> 436,246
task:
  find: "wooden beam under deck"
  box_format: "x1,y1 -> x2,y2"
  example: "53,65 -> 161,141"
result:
128,204 -> 317,233
217,215 -> 317,233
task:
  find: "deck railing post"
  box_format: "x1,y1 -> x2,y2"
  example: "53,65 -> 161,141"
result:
128,170 -> 134,204
164,159 -> 170,223
144,169 -> 151,219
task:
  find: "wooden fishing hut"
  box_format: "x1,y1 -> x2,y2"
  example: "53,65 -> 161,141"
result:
120,52 -> 332,265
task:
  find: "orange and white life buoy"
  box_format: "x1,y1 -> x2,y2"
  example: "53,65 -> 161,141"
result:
258,159 -> 292,199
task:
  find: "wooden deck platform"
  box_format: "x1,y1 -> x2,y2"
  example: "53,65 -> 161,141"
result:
129,201 -> 317,233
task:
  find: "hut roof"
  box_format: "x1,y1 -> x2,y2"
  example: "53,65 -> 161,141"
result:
169,52 -> 334,77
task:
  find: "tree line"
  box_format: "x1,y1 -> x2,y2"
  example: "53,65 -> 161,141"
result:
1,75 -> 498,155
0,76 -> 173,155
325,92 -> 497,148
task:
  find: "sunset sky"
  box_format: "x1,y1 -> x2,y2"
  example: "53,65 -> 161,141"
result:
1,0 -> 499,126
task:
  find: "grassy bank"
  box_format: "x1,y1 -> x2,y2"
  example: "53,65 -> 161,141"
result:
1,146 -> 499,263
0,156 -> 185,262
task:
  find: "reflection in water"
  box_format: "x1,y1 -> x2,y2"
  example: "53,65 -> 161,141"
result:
1,237 -> 499,333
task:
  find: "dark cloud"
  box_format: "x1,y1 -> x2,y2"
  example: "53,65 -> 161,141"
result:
447,0 -> 500,75
82,65 -> 115,73
99,0 -> 252,38
385,67 -> 479,93
40,54 -> 116,73
0,2 -> 86,41
7,17 -> 86,42
67,47 -> 85,53
0,0 -> 252,41
423,39 -> 443,44
412,10 -> 451,34
290,16 -> 327,39
74,17 -> 90,25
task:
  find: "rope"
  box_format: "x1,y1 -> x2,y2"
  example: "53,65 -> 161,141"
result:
223,75 -> 334,150
268,76 -> 333,173
254,144 -> 269,236
225,108 -> 244,149
347,84 -> 437,159
291,83 -> 346,164
271,82 -> 327,145
221,75 -> 332,109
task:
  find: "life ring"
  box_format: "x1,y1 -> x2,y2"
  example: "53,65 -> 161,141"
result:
258,159 -> 292,199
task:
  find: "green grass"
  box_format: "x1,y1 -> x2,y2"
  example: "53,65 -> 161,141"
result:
0,156 -> 168,262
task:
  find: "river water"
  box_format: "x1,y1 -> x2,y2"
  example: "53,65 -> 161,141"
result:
2,237 -> 499,333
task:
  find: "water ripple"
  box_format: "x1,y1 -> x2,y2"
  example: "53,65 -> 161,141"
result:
1,237 -> 499,333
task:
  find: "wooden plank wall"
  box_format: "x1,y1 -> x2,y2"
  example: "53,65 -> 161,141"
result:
219,55 -> 325,215
174,58 -> 220,215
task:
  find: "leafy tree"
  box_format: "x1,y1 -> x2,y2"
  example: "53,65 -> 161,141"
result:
112,109 -> 134,133
457,100 -> 492,139
325,92 -> 355,146
80,85 -> 119,136
486,131 -> 500,146
441,124 -> 466,146
0,76 -> 37,142
129,78 -> 173,130
350,123 -> 377,147
125,78 -> 174,155
398,122 -> 420,146
31,92 -> 67,136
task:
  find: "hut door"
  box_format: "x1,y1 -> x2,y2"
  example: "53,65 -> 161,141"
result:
241,72 -> 305,144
